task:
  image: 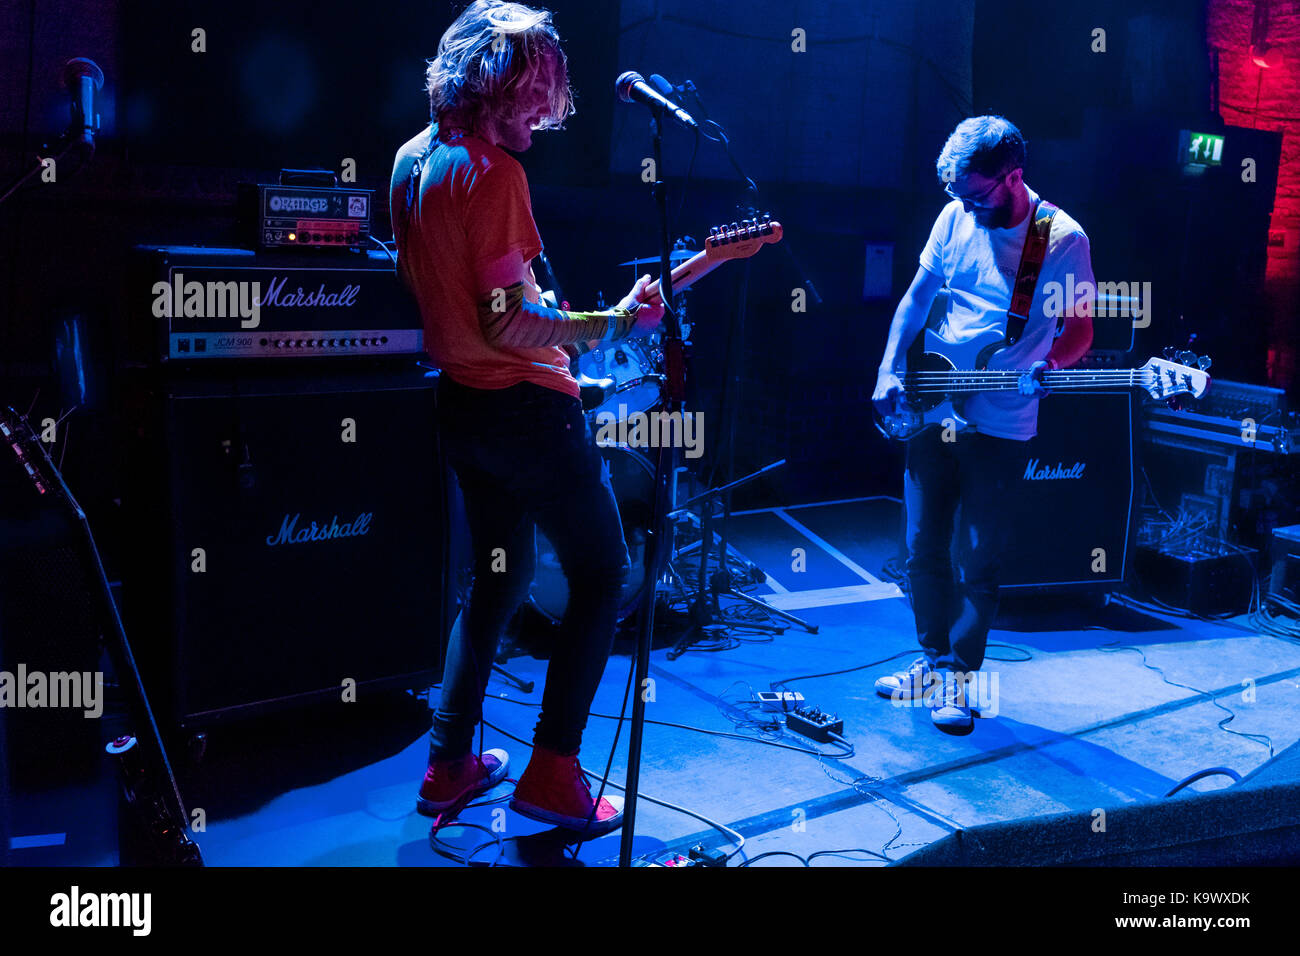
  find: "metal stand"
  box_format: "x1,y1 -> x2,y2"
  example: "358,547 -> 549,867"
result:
491,662 -> 534,694
0,132 -> 84,207
664,81 -> 822,658
618,112 -> 683,868
668,459 -> 818,660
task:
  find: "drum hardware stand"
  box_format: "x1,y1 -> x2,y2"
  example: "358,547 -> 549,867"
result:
490,663 -> 534,694
666,458 -> 818,660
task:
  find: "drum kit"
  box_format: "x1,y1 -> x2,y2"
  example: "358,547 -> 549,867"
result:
530,248 -> 692,627
528,244 -> 816,645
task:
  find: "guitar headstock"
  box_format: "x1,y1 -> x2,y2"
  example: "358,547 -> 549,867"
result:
703,215 -> 783,262
1140,356 -> 1212,402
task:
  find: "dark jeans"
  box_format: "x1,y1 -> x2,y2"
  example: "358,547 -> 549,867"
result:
428,378 -> 630,761
903,427 -> 1026,673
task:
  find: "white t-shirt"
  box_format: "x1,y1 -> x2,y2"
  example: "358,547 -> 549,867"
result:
919,184 -> 1094,440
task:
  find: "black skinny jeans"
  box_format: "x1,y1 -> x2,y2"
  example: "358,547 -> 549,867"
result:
428,377 -> 630,761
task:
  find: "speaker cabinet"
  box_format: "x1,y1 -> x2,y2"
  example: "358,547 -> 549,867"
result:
122,365 -> 449,728
998,392 -> 1135,591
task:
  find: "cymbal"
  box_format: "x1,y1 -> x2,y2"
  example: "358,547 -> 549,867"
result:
617,249 -> 697,267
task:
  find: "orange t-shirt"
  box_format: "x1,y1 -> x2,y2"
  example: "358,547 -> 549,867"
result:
390,126 -> 578,397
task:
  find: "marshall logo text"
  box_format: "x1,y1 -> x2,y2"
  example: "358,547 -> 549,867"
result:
259,275 -> 361,309
266,512 -> 374,547
1023,459 -> 1086,481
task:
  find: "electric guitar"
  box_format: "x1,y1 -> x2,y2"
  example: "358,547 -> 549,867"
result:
575,216 -> 782,411
633,215 -> 783,306
874,328 -> 1212,441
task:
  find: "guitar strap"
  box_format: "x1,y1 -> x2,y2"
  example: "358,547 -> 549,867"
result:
1005,198 -> 1058,346
394,122 -> 439,290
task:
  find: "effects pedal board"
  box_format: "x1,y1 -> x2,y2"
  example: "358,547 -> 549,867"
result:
638,845 -> 729,867
784,704 -> 843,743
755,691 -> 805,711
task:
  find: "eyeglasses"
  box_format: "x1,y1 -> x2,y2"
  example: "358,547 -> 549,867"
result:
944,171 -> 1012,208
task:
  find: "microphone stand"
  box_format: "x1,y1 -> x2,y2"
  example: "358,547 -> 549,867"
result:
1,58 -> 100,207
618,108 -> 683,868
0,136 -> 78,207
663,81 -> 819,655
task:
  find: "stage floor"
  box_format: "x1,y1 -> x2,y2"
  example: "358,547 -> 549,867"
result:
12,497 -> 1299,867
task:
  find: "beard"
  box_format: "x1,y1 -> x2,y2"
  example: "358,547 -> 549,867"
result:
974,201 -> 1014,230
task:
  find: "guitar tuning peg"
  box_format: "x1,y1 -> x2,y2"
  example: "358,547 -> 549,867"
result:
1162,346 -> 1177,360
1197,355 -> 1212,371
1177,350 -> 1197,366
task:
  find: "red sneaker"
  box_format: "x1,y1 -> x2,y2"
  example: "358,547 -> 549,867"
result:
416,748 -> 510,816
510,745 -> 624,834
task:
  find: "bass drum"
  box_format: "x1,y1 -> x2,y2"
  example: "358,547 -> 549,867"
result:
530,444 -> 655,624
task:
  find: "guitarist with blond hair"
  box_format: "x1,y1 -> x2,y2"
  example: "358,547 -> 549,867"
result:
391,0 -> 663,833
872,116 -> 1094,731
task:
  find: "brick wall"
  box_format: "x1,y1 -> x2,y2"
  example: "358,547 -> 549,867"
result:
1208,0 -> 1300,387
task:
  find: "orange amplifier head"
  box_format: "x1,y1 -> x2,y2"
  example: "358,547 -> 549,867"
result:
238,183 -> 372,250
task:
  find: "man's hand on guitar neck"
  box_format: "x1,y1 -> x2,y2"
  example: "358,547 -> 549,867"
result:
619,273 -> 665,336
570,274 -> 663,354
1018,359 -> 1052,397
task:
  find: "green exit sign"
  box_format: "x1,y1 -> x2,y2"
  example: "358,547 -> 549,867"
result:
1180,130 -> 1224,167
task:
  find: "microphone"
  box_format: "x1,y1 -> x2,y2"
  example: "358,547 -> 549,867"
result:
615,71 -> 697,130
648,74 -> 677,97
62,58 -> 104,151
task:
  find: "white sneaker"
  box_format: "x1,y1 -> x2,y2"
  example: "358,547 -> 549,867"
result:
874,656 -> 935,701
931,672 -> 973,731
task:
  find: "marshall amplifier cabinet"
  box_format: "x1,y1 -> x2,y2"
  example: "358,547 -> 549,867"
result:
129,245 -> 422,363
119,367 -> 452,728
995,392 -> 1136,592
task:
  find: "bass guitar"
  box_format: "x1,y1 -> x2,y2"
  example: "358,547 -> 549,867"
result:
875,328 -> 1211,441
